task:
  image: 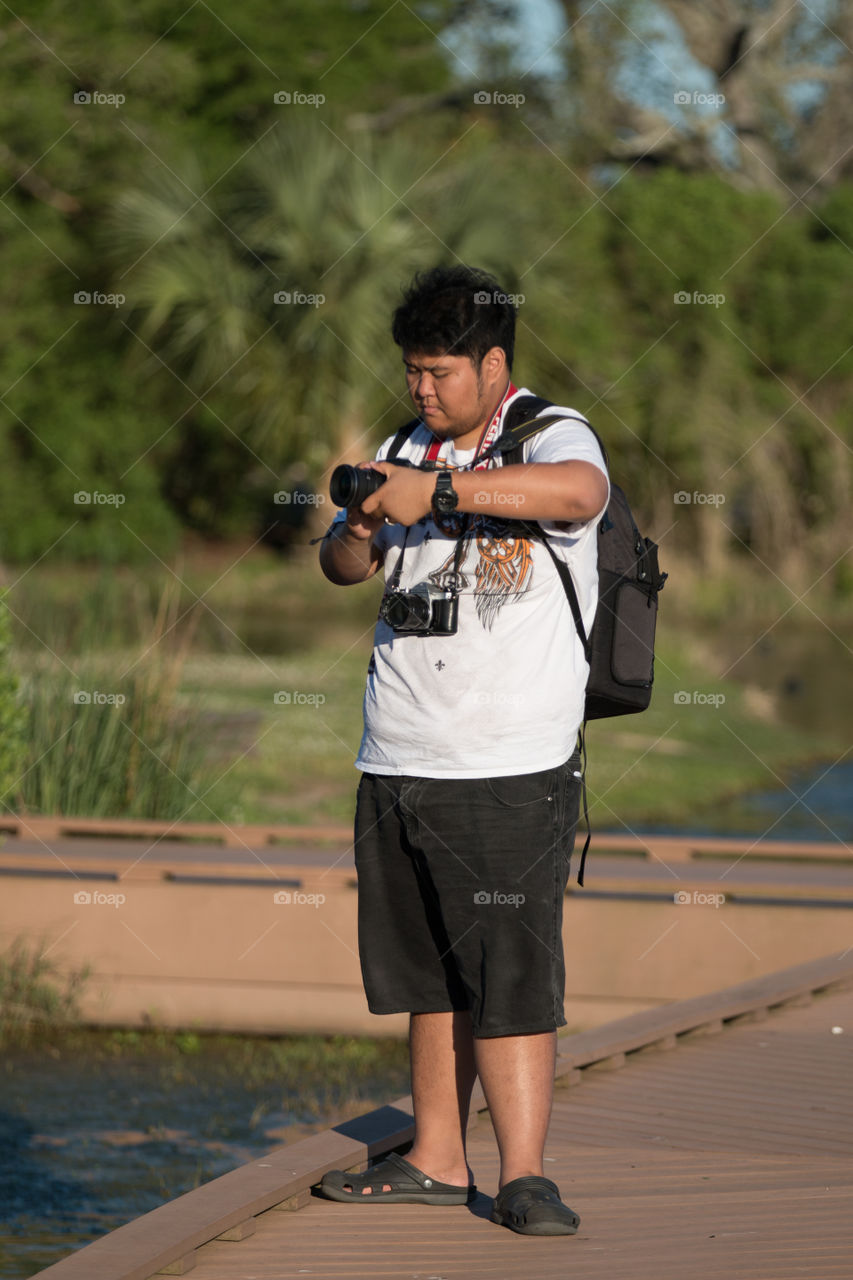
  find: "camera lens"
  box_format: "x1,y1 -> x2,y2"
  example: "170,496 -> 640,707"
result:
379,589 -> 432,632
329,465 -> 386,508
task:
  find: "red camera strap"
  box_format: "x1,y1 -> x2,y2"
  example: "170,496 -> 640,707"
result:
422,382 -> 517,468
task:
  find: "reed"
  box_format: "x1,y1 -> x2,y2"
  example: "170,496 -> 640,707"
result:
13,581 -> 217,820
0,938 -> 89,1043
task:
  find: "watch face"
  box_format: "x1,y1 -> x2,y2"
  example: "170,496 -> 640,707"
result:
434,473 -> 457,512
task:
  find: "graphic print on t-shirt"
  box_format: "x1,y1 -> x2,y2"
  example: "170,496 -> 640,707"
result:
473,521 -> 534,630
427,513 -> 534,632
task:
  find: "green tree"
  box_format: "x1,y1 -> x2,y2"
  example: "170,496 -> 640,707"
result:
107,116 -> 530,494
0,0 -> 470,553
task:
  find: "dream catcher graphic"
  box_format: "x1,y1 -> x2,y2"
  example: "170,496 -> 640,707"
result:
473,524 -> 534,629
427,518 -> 534,629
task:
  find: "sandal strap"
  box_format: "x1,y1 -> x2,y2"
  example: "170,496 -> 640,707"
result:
384,1152 -> 471,1193
496,1175 -> 561,1205
325,1151 -> 472,1196
385,1152 -> 431,1188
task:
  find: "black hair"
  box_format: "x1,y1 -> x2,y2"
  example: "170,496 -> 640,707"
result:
391,264 -> 516,370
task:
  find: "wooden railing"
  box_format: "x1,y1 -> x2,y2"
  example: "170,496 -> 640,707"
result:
3,813 -> 851,863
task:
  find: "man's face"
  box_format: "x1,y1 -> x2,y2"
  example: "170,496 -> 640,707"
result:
402,349 -> 507,449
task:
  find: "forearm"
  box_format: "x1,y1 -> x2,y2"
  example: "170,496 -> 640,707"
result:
451,461 -> 608,523
319,521 -> 381,585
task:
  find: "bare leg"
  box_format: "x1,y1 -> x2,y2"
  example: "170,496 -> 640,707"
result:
473,1030 -> 556,1189
400,1010 -> 476,1188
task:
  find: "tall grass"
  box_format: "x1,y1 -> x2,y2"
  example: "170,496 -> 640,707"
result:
0,938 -> 89,1043
0,590 -> 26,810
11,582 -> 220,820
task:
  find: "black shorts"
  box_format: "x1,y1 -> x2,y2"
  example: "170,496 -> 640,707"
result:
353,753 -> 582,1038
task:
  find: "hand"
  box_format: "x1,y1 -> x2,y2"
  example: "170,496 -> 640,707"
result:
343,463 -> 385,540
361,462 -> 434,527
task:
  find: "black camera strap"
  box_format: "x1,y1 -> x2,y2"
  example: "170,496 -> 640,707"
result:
385,514 -> 470,595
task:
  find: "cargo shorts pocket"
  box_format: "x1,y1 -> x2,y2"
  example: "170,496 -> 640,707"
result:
485,767 -> 557,809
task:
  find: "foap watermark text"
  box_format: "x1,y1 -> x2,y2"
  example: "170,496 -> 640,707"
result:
273,691 -> 326,706
674,290 -> 725,307
674,890 -> 726,907
74,889 -> 126,907
674,690 -> 726,707
673,490 -> 725,506
273,91 -> 325,107
474,890 -> 525,907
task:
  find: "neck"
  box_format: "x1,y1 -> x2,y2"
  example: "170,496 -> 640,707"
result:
482,378 -> 512,430
453,379 -> 513,452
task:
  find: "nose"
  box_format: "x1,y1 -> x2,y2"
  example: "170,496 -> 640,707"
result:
412,372 -> 435,400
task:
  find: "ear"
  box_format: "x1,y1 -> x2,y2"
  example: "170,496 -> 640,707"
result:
481,346 -> 507,381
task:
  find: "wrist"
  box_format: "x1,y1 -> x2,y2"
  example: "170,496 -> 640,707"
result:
432,470 -> 459,517
341,521 -> 371,543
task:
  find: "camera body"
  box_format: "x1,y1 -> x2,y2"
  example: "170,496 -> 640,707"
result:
379,582 -> 458,636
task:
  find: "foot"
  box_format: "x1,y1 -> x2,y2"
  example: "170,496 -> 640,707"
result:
404,1145 -> 473,1190
491,1175 -> 580,1236
319,1152 -> 475,1205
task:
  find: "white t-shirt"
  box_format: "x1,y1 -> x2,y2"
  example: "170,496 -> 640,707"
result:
336,387 -> 610,778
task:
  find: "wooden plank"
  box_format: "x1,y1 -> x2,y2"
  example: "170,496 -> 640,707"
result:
6,850 -> 853,910
154,1254 -> 196,1276
0,853 -> 358,891
2,814 -> 849,862
212,1220 -> 255,1241
0,815 -> 353,846
588,833 -> 853,862
554,951 -> 853,1071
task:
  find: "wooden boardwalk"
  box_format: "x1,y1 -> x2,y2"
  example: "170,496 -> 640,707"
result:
35,951 -> 853,1280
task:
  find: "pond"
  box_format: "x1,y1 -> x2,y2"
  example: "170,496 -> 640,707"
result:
0,1030 -> 410,1280
630,756 -> 853,843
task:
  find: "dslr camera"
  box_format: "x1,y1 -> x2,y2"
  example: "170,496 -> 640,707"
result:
331,459 -> 458,637
379,582 -> 458,636
330,460 -> 415,509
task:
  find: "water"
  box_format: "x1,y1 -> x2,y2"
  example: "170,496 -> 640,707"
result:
0,1031 -> 409,1279
724,756 -> 853,842
628,757 -> 853,844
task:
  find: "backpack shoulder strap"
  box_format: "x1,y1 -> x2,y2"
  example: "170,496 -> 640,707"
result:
492,395 -> 603,890
491,394 -> 603,660
385,417 -> 421,462
537,535 -> 591,662
481,394 -> 608,468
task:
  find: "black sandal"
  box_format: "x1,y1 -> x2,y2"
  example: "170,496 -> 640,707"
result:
319,1151 -> 475,1205
491,1175 -> 580,1235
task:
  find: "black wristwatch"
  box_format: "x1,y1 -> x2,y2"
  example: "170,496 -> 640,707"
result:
432,471 -> 459,517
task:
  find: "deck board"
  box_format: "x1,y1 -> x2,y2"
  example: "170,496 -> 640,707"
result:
181,985 -> 853,1279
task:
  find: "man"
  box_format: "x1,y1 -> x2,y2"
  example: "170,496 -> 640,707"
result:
317,265 -> 609,1235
